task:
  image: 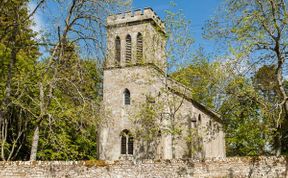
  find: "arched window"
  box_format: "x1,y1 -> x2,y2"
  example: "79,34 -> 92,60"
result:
136,33 -> 143,62
125,35 -> 132,63
120,129 -> 133,155
115,36 -> 121,65
124,89 -> 130,105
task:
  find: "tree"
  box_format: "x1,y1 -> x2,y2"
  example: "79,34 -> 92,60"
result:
0,0 -> 130,161
129,4 -> 202,159
0,0 -> 42,161
252,65 -> 288,155
164,2 -> 194,72
171,49 -> 226,110
131,88 -> 204,159
220,76 -> 269,156
36,47 -> 102,160
205,0 -> 288,155
28,0 -> 131,160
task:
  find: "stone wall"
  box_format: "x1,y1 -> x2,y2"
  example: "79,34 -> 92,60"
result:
100,64 -> 225,160
1,157 -> 287,178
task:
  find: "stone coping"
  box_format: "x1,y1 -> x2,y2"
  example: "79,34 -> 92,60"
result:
1,156 -> 286,167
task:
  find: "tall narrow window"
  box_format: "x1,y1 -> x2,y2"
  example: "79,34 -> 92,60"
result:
128,137 -> 133,154
124,89 -> 130,105
126,35 -> 132,63
115,36 -> 121,65
198,114 -> 202,124
121,134 -> 127,154
120,130 -> 133,155
136,33 -> 143,62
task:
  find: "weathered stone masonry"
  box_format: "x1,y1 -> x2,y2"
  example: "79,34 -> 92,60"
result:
1,157 -> 288,178
99,7 -> 225,161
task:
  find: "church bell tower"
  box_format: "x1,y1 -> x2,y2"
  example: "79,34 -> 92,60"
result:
98,8 -> 167,160
105,7 -> 166,71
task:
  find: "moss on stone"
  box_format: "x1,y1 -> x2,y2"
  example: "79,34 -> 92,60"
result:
84,160 -> 107,168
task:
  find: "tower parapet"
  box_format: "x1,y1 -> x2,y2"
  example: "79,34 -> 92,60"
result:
107,7 -> 165,34
105,7 -> 167,72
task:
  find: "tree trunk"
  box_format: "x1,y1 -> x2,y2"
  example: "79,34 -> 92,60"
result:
0,18 -> 19,161
274,128 -> 282,157
274,37 -> 287,156
29,126 -> 39,161
29,82 -> 45,161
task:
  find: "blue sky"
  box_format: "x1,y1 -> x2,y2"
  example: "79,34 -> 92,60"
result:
30,0 -> 223,59
132,0 -> 223,51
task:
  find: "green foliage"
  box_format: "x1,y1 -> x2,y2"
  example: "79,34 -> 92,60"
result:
38,120 -> 98,160
172,49 -> 225,109
0,0 -> 39,161
35,43 -> 101,160
4,0 -> 287,160
204,0 -> 288,155
164,3 -> 194,70
253,65 -> 279,103
220,77 -> 268,156
132,96 -> 163,142
172,51 -> 274,156
0,0 -> 105,160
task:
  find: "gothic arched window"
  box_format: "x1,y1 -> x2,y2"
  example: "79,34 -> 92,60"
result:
136,33 -> 143,62
124,89 -> 130,105
115,36 -> 121,65
125,35 -> 132,63
120,129 -> 133,155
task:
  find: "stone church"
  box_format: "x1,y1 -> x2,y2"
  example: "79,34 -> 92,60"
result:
98,8 -> 225,161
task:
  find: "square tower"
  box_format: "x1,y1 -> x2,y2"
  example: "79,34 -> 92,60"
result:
99,8 -> 168,160
105,8 -> 167,72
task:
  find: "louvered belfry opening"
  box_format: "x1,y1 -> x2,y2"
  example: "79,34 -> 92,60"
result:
136,33 -> 143,63
121,130 -> 133,155
126,35 -> 132,63
115,36 -> 121,66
